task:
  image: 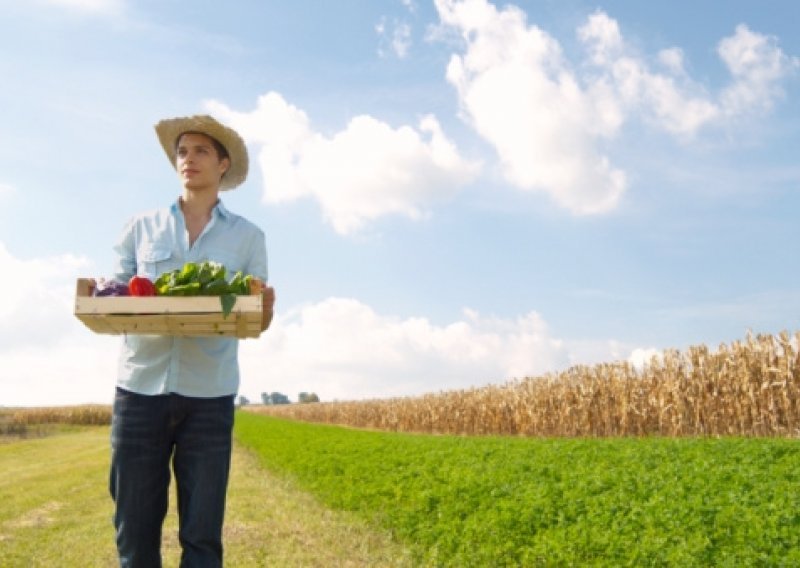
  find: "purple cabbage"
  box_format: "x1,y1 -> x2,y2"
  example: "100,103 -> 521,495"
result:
94,279 -> 130,297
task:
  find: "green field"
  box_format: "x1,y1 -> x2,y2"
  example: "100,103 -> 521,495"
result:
236,412 -> 800,567
3,414 -> 799,567
0,426 -> 410,567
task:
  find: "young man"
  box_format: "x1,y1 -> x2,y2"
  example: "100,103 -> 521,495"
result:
108,115 -> 275,566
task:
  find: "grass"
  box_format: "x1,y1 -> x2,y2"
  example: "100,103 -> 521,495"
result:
0,427 -> 116,566
0,425 -> 411,567
235,411 -> 800,567
6,410 -> 799,566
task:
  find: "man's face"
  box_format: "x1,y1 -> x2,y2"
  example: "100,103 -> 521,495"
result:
175,132 -> 230,191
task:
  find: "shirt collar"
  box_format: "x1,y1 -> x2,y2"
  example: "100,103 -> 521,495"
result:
170,198 -> 231,220
215,199 -> 232,219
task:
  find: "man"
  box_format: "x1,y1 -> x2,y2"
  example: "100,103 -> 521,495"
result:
108,115 -> 276,566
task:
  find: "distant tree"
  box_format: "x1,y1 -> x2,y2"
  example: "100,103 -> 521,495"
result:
298,392 -> 320,403
237,395 -> 250,407
270,392 -> 290,405
261,391 -> 290,405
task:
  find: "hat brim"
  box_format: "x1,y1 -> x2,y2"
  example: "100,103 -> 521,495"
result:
155,115 -> 249,191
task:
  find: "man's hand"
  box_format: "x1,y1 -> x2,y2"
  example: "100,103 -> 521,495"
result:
260,284 -> 276,332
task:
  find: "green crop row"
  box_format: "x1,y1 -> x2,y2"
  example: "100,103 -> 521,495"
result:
235,411 -> 800,566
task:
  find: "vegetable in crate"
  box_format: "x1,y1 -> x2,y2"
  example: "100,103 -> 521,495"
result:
93,279 -> 129,297
128,275 -> 156,296
154,261 -> 256,317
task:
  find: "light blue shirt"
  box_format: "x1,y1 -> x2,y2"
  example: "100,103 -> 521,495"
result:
111,198 -> 268,398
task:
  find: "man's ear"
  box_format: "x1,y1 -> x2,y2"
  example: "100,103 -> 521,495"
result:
219,157 -> 231,176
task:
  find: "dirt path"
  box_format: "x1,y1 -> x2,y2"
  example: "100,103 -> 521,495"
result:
165,440 -> 413,567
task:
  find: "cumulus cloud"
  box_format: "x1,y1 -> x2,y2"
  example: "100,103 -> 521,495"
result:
628,347 -> 661,369
432,0 -> 797,215
435,0 -> 626,215
0,240 -> 656,406
1,337 -> 119,406
0,242 -> 119,407
718,24 -> 799,116
0,242 -> 91,347
577,12 -> 715,136
577,13 -> 796,136
239,298 -> 570,402
207,93 -> 479,234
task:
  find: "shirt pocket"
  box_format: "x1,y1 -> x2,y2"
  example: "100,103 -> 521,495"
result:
136,244 -> 175,280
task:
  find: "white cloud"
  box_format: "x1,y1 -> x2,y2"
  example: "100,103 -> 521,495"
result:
0,235 -> 566,407
578,13 -> 796,135
0,242 -> 119,407
579,12 -> 714,137
718,24 -> 799,116
628,347 -> 661,369
0,242 -> 91,346
658,47 -> 686,75
0,337 -> 119,407
435,0 -> 627,215
206,93 -> 479,235
433,1 -> 797,215
0,241 -> 659,407
239,298 -> 570,402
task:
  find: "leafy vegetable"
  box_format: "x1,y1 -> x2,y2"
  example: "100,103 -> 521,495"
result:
236,413 -> 800,567
220,294 -> 237,317
154,261 -> 256,317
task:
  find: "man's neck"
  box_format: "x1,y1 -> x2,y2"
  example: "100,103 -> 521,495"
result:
180,189 -> 220,219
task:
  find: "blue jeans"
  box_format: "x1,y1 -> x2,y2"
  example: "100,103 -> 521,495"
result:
109,387 -> 235,567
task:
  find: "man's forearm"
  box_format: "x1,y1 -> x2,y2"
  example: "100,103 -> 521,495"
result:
261,305 -> 273,331
260,285 -> 276,332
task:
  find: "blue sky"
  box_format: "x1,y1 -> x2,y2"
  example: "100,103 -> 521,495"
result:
1,0 -> 799,406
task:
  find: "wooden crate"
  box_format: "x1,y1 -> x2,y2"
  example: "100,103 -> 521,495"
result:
74,279 -> 263,339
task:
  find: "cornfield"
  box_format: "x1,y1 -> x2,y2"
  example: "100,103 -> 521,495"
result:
7,404 -> 112,426
253,331 -> 800,437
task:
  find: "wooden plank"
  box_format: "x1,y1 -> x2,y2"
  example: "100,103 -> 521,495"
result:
78,319 -> 260,337
75,295 -> 261,315
76,313 -> 262,338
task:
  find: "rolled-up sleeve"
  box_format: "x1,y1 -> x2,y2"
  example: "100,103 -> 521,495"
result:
247,229 -> 268,283
112,219 -> 137,283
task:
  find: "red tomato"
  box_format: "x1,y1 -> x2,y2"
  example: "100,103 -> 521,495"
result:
128,275 -> 156,296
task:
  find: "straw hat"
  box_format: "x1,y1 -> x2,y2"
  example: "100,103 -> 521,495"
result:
155,114 -> 249,190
